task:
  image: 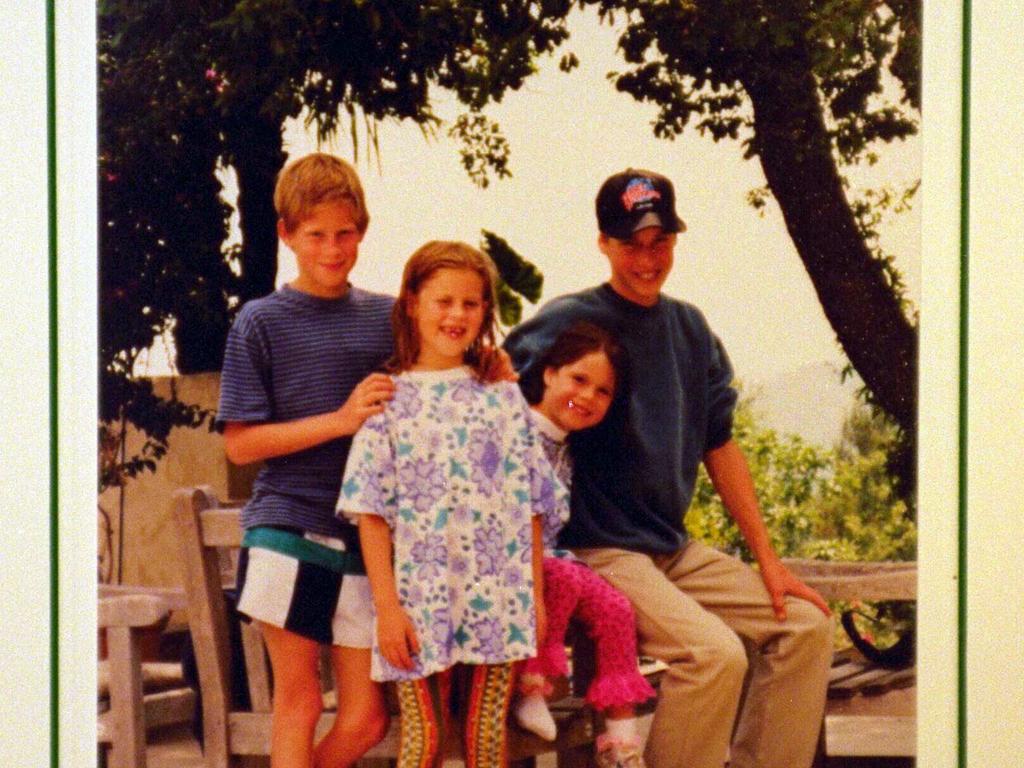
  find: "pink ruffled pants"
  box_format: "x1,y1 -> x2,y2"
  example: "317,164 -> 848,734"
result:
522,557 -> 656,710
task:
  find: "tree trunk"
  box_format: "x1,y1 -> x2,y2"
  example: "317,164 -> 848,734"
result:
172,114 -> 285,373
170,119 -> 237,375
172,296 -> 233,374
227,113 -> 287,304
743,61 -> 918,436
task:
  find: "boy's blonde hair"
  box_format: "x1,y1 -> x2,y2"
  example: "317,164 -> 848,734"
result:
390,241 -> 500,377
274,153 -> 370,234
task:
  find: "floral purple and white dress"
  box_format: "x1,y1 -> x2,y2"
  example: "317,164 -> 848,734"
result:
338,366 -> 569,682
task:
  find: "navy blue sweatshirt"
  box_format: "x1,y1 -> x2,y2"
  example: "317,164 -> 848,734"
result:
504,283 -> 737,554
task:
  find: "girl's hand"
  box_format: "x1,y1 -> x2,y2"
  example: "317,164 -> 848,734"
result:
334,373 -> 395,435
377,603 -> 420,670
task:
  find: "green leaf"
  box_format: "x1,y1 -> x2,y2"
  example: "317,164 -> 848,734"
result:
481,230 -> 543,304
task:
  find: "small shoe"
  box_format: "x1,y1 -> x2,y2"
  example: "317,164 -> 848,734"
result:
595,735 -> 646,768
514,692 -> 557,741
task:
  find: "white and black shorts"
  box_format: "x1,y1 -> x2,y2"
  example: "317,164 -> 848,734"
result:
236,526 -> 374,648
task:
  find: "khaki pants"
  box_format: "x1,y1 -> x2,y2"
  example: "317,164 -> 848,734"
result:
574,541 -> 833,768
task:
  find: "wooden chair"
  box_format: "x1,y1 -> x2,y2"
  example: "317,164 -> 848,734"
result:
173,486 -> 600,767
97,592 -> 195,768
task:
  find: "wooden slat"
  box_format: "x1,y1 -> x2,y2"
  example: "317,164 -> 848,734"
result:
859,667 -> 916,695
140,687 -> 197,730
824,714 -> 916,757
783,559 -> 916,601
99,686 -> 198,742
173,486 -> 235,768
99,594 -> 170,629
784,559 -> 916,576
98,660 -> 184,698
828,664 -> 915,699
826,684 -> 914,717
99,584 -> 189,612
805,573 -> 915,602
828,659 -> 872,686
829,666 -> 905,697
198,507 -> 246,547
239,621 -> 273,712
105,625 -> 147,768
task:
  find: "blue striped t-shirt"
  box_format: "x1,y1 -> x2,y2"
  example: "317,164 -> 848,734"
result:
217,284 -> 394,538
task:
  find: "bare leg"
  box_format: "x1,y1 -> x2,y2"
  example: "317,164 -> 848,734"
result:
261,622 -> 324,768
314,645 -> 390,768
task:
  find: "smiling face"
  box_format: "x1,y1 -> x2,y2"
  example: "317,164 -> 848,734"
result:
409,267 -> 487,370
599,226 -> 677,306
538,350 -> 617,433
279,200 -> 363,299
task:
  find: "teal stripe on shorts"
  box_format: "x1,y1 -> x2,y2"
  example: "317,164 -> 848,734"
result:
242,527 -> 366,574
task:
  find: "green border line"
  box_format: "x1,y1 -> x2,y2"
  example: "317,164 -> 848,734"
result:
958,0 -> 972,766
47,0 -> 59,765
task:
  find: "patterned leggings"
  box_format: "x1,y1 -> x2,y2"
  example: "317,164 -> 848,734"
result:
521,558 -> 656,710
395,663 -> 515,768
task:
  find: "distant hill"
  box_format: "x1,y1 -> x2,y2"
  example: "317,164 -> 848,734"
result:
746,361 -> 863,448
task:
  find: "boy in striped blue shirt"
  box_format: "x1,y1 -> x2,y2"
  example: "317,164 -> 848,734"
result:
217,153 -> 396,768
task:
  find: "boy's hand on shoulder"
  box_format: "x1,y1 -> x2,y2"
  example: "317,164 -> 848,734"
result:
334,373 -> 395,435
481,347 -> 519,384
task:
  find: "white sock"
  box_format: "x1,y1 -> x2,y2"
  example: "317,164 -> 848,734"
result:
515,692 -> 557,741
603,716 -> 639,743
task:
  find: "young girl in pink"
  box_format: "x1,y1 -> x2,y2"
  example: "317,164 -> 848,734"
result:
337,241 -> 561,768
515,321 -> 655,768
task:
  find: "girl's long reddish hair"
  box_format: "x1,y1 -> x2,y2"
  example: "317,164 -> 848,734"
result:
389,241 -> 500,377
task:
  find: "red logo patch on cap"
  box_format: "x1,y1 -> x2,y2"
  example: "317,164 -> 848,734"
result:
620,178 -> 661,212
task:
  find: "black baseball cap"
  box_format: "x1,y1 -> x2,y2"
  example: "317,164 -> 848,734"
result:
595,168 -> 687,240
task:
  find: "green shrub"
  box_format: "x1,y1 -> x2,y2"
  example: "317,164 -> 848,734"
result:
684,391 -> 917,649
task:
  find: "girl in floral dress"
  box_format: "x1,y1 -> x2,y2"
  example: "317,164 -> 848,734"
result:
512,321 -> 655,768
337,241 -> 563,768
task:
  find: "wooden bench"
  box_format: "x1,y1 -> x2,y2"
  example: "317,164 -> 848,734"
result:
97,592 -> 196,768
784,558 -> 917,764
173,485 -> 601,767
172,484 -> 914,766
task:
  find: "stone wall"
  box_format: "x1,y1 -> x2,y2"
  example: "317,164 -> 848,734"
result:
98,373 -> 259,599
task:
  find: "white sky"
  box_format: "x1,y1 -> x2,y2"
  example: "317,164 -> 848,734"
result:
261,8 -> 921,392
